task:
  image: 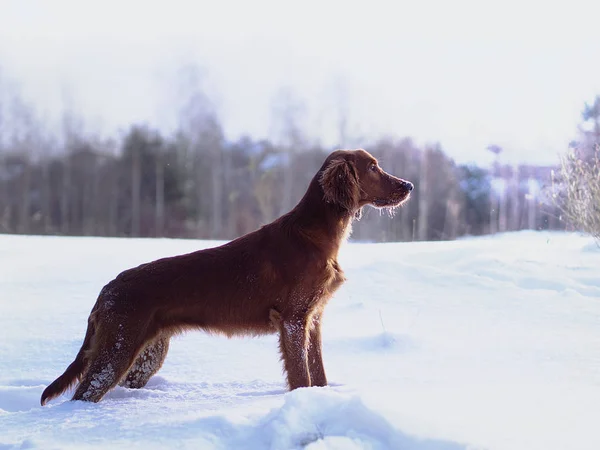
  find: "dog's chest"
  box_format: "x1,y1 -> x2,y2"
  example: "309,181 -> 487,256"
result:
324,258 -> 346,293
308,258 -> 346,305
266,256 -> 346,312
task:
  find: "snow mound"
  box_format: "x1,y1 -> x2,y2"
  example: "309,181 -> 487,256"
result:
0,440 -> 37,450
236,388 -> 468,450
0,386 -> 44,413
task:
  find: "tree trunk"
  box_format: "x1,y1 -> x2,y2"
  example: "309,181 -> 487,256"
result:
417,149 -> 429,241
528,199 -> 537,230
510,166 -> 521,231
18,156 -> 31,234
61,155 -> 71,234
526,168 -> 537,230
41,160 -> 51,233
279,151 -> 293,218
108,168 -> 119,236
90,158 -> 101,236
497,165 -> 508,233
82,162 -> 95,236
222,149 -> 235,239
399,150 -> 414,241
0,158 -> 9,233
443,194 -> 460,240
155,152 -> 164,237
489,168 -> 497,236
210,150 -> 222,238
131,143 -> 141,237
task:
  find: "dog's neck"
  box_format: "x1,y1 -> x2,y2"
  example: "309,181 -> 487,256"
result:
285,177 -> 355,256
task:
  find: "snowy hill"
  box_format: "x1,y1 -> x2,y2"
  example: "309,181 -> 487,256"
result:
1,231 -> 599,450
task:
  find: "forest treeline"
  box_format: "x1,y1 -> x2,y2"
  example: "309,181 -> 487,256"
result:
0,65 -> 581,243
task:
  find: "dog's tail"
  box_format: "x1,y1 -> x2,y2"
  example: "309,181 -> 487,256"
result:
40,313 -> 97,406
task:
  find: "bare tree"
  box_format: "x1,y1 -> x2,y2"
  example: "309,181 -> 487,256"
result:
551,98 -> 600,243
155,144 -> 165,237
443,189 -> 461,240
398,141 -> 418,241
581,96 -> 600,144
270,86 -> 307,217
130,137 -> 142,237
509,165 -> 521,231
487,145 -> 502,234
176,64 -> 224,238
498,172 -> 508,233
553,146 -> 600,243
59,102 -> 85,235
417,148 -> 430,240
10,95 -> 35,234
526,168 -> 538,230
39,135 -> 55,234
332,75 -> 350,148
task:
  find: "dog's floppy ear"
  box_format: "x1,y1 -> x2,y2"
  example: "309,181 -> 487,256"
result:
319,157 -> 360,211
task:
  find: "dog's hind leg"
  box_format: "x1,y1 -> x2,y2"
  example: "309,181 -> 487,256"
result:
119,335 -> 170,389
71,320 -> 145,403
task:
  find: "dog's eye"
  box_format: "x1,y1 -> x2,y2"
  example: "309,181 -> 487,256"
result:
369,163 -> 378,172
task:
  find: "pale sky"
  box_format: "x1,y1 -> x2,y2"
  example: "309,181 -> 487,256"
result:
1,0 -> 599,165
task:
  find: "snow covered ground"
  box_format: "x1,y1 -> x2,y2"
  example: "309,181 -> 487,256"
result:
1,231 -> 599,450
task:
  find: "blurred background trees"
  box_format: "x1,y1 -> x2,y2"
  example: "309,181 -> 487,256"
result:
0,63 -> 579,243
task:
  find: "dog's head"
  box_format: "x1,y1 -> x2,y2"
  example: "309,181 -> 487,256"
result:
319,149 -> 413,215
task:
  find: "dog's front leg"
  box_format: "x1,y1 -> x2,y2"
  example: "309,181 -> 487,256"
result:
277,314 -> 311,390
307,313 -> 327,387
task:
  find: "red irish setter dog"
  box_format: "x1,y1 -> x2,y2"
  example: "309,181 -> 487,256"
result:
41,148 -> 413,405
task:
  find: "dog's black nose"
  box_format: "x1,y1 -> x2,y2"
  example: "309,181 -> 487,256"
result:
404,181 -> 414,191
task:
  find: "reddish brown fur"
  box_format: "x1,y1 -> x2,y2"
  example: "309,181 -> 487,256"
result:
40,149 -> 413,405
